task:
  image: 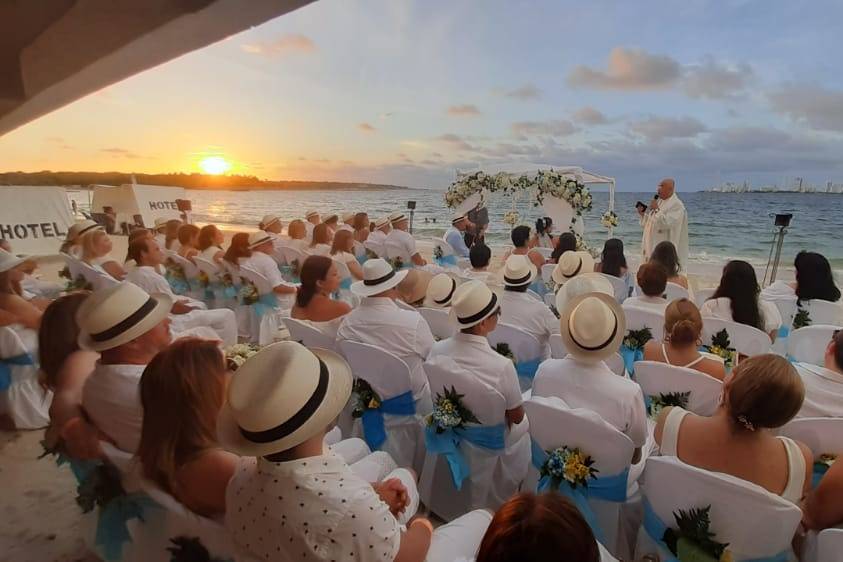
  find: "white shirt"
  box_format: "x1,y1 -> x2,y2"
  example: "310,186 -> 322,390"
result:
795,363 -> 843,418
338,224 -> 354,233
533,356 -> 647,447
499,290 -> 559,354
385,228 -> 418,259
368,230 -> 387,245
82,363 -> 146,453
242,251 -> 293,290
624,295 -> 669,315
428,333 -> 523,411
199,245 -> 222,261
226,453 -> 400,562
154,233 -> 166,249
305,221 -> 316,242
700,296 -> 782,333
308,243 -> 332,257
126,265 -> 205,309
336,297 -> 434,397
332,251 -> 357,265
461,269 -> 492,284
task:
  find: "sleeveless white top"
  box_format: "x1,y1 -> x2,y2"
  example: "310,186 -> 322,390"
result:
661,343 -> 706,369
660,407 -> 805,504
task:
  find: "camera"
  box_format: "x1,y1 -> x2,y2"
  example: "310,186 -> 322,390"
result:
774,213 -> 793,228
407,200 -> 417,210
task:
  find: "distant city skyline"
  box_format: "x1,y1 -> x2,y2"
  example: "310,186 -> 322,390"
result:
2,0 -> 843,191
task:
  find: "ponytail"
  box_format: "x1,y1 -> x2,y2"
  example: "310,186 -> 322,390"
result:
668,319 -> 698,346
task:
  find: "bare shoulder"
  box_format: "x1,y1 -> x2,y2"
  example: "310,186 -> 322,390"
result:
180,450 -> 239,487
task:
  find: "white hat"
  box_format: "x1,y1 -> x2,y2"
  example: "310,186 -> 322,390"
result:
503,254 -> 537,288
260,214 -> 280,229
0,250 -> 25,273
153,217 -> 169,231
449,280 -> 499,329
305,210 -> 319,220
342,212 -> 355,223
552,251 -> 595,285
351,258 -> 408,297
76,282 -> 173,352
217,342 -> 352,457
66,219 -> 103,242
555,272 -> 615,312
424,273 -> 457,307
397,269 -> 434,305
248,231 -> 274,249
389,211 -> 407,224
451,213 -> 468,225
374,216 -> 391,230
323,213 -> 339,223
559,292 -> 625,363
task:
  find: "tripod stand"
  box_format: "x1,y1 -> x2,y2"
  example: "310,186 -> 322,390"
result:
763,225 -> 788,286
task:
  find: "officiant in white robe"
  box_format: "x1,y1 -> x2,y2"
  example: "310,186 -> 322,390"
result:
639,178 -> 689,272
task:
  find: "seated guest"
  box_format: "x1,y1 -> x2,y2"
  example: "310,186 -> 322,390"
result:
397,269 -> 433,308
337,259 -> 435,401
78,282 -> 173,452
353,212 -> 370,244
624,263 -> 669,313
595,238 -> 633,296
701,260 -> 782,340
176,224 -> 200,260
197,225 -> 225,262
308,223 -> 333,256
241,232 -> 297,296
330,229 -> 364,280
803,455 -> 843,531
164,219 -> 183,251
551,250 -> 595,288
643,298 -> 726,381
549,231 -> 577,263
0,250 -> 43,329
126,237 -> 238,345
655,354 -> 812,503
650,240 -> 689,289
476,492 -> 600,562
463,243 -> 492,283
794,329 -> 843,417
368,216 -> 392,250
428,281 -> 525,428
323,213 -> 340,235
291,256 -> 352,337
386,212 -> 427,266
445,213 -> 471,258
508,225 -> 544,269
220,342 -> 435,561
532,217 -> 556,249
499,255 -> 559,356
222,232 -> 250,268
534,291 -> 645,460
424,273 -> 457,308
152,217 -> 168,249
60,220 -> 102,257
259,214 -> 283,235
81,229 -> 126,280
138,338 -> 238,518
39,292 -> 99,447
339,212 -> 356,232
304,210 -> 320,241
286,219 -> 308,251
764,251 -> 842,303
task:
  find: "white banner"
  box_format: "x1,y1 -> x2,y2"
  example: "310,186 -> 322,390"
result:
0,186 -> 74,256
91,184 -> 187,228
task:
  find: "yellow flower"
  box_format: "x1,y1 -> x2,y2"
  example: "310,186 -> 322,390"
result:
368,398 -> 381,410
720,549 -> 734,562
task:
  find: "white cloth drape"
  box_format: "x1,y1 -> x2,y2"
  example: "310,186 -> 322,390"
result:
640,194 -> 689,272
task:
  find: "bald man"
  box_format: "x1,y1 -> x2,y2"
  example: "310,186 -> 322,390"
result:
638,178 -> 689,272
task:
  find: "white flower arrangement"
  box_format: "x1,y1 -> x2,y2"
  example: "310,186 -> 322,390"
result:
503,211 -> 520,226
225,343 -> 261,370
600,210 -> 619,229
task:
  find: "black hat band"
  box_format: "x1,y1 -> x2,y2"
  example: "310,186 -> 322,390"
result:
457,292 -> 498,325
434,279 -> 457,305
89,297 -> 158,342
363,269 -> 396,286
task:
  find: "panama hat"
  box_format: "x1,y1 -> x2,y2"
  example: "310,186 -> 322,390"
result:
0,250 -> 26,273
560,292 -> 625,363
248,231 -> 274,250
389,211 -> 407,224
260,214 -> 280,230
323,213 -> 339,223
503,254 -> 537,288
374,216 -> 391,230
351,258 -> 408,297
65,219 -> 103,242
153,217 -> 169,231
552,251 -> 595,285
397,269 -> 434,305
305,210 -> 319,220
451,213 -> 468,225
424,273 -> 457,308
76,282 -> 173,352
342,212 -> 355,223
555,272 -> 615,312
449,280 -> 499,329
217,342 -> 352,457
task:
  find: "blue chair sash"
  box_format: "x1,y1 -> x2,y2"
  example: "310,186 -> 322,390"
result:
253,292 -> 278,319
165,272 -> 190,295
0,353 -> 34,391
424,423 -> 506,490
529,279 -> 548,297
531,439 -> 628,544
620,345 -> 643,376
96,493 -> 159,561
360,390 -> 416,450
339,277 -> 353,291
813,463 -> 829,488
642,498 -> 789,562
515,358 -> 542,381
435,254 -> 458,267
356,254 -> 369,265
777,325 -> 790,340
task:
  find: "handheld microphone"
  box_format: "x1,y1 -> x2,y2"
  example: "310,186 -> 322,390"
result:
654,193 -> 660,200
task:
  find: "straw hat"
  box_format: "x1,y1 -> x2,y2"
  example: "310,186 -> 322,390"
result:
65,219 -> 103,242
449,280 -> 499,329
559,292 -> 625,363
552,251 -> 595,285
260,214 -> 280,230
248,231 -> 274,250
323,213 -> 339,224
0,250 -> 25,273
555,272 -> 615,312
397,269 -> 434,305
389,211 -> 407,225
351,258 -> 408,297
305,210 -> 319,220
374,216 -> 391,230
76,282 -> 173,352
424,273 -> 457,308
342,212 -> 355,223
153,217 -> 169,231
503,254 -> 537,288
451,213 -> 468,225
217,342 -> 352,457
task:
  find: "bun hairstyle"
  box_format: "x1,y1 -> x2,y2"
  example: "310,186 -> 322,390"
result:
726,354 -> 804,431
664,298 -> 702,346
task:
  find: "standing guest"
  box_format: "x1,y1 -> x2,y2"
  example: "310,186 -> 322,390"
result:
78,282 -> 173,452
81,229 -> 126,280
0,251 -> 44,329
532,217 -> 556,249
308,223 -> 333,256
476,492 -> 600,562
337,259 -> 434,401
639,177 -> 689,270
198,225 -> 225,262
287,219 -> 308,252
803,456 -> 843,531
551,251 -> 595,288
794,329 -> 843,417
444,214 -> 471,258
650,240 -> 689,289
304,210 -> 320,241
463,243 -> 492,283
176,224 -> 201,260
153,218 -> 168,248
643,298 -> 726,381
655,354 -> 812,503
331,229 -> 364,280
164,219 -> 183,251
291,256 -> 352,338
424,273 -> 457,308
624,263 -> 670,314
701,260 -> 782,341
549,231 -> 577,264
385,212 -> 426,266
60,220 -> 102,257
339,212 -> 356,232
499,255 -> 559,356
242,232 -> 297,295
353,212 -> 371,243
223,232 -> 250,267
138,338 -> 238,518
596,238 -> 633,297
323,214 -> 340,235
507,225 -> 544,269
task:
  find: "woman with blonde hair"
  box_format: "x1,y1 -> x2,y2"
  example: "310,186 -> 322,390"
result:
643,298 -> 726,380
308,223 -> 332,256
164,219 -> 182,251
286,219 -> 307,251
655,354 -> 812,503
330,229 -> 363,280
0,251 -> 43,329
137,338 -> 237,518
176,224 -> 201,260
81,229 -> 126,280
197,225 -> 225,262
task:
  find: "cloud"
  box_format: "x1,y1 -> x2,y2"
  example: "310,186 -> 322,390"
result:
241,34 -> 317,57
567,47 -> 681,91
769,85 -> 843,133
628,116 -> 707,142
572,106 -> 609,125
447,104 -> 481,117
100,147 -> 140,159
683,58 -> 753,100
501,84 -> 541,100
46,136 -> 75,150
357,122 -> 376,133
511,120 -> 578,138
434,133 -> 476,151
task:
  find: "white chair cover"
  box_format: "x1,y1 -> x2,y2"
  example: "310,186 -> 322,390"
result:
419,356 -> 530,522
384,239 -> 412,262
61,252 -> 84,282
534,247 -> 553,260
0,326 -> 51,429
167,253 -> 202,299
541,263 -> 556,285
634,361 -> 723,417
192,255 -> 225,307
339,340 -> 431,473
701,317 -> 771,359
282,317 -> 339,352
664,282 -> 689,302
426,509 -> 493,562
763,295 -> 798,329
816,529 -> 843,562
77,260 -> 120,291
622,305 -> 665,343
803,299 -> 843,327
363,239 -> 384,258
281,245 -> 305,268
636,456 -> 802,562
219,261 -> 252,340
418,307 -> 456,340
238,264 -> 285,345
778,417 -> 843,458
788,325 -> 839,365
487,323 -> 544,391
548,334 -> 625,376
601,273 -> 630,304
694,287 -> 716,308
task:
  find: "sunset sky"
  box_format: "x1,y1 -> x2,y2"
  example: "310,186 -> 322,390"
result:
2,0 -> 843,191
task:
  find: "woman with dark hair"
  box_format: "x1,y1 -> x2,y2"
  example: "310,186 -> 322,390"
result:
330,229 -> 363,280
550,231 -> 577,263
176,224 -> 201,260
476,492 -> 600,562
291,255 -> 351,337
197,225 -> 225,262
701,260 -> 782,340
308,223 -> 332,256
352,212 -> 370,243
507,225 -> 545,268
222,232 -> 251,266
595,238 -> 632,298
532,216 -> 556,249
138,338 -> 237,518
650,240 -> 688,289
764,251 -> 841,305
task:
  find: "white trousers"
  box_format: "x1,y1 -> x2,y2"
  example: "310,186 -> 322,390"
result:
169,308 -> 238,346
